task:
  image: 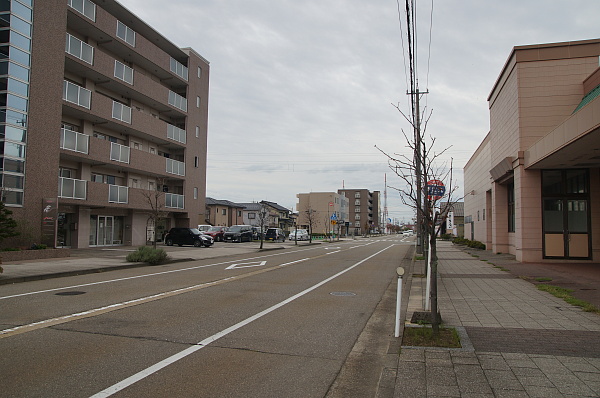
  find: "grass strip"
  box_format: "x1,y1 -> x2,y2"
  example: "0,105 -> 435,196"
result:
537,284 -> 600,313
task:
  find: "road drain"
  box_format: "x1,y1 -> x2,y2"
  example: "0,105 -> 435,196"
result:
55,291 -> 86,296
330,291 -> 356,297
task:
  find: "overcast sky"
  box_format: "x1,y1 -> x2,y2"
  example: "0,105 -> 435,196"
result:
118,0 -> 598,223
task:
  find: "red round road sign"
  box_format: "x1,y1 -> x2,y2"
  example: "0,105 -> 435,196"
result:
427,179 -> 445,200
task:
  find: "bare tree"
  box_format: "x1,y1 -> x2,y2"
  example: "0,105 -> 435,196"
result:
304,206 -> 317,244
257,203 -> 269,249
140,178 -> 170,249
377,119 -> 459,336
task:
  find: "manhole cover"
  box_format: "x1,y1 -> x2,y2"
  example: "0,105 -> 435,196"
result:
55,291 -> 86,296
330,291 -> 356,297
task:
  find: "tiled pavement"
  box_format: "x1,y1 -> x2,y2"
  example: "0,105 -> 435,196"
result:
394,241 -> 600,398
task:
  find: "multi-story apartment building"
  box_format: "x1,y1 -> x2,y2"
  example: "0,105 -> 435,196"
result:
296,192 -> 349,235
338,189 -> 380,235
1,0 -> 209,248
464,39 -> 599,262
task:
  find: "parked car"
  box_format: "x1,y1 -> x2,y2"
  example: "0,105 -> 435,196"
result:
402,230 -> 414,236
197,225 -> 212,233
251,226 -> 263,240
205,226 -> 228,242
164,228 -> 214,247
224,225 -> 253,242
289,229 -> 309,241
265,228 -> 285,242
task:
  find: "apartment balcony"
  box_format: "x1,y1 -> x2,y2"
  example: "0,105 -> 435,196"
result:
64,45 -> 187,120
60,131 -> 185,181
66,3 -> 189,92
58,176 -> 86,200
62,91 -> 185,151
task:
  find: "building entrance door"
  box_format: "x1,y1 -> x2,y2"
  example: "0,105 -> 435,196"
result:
542,170 -> 590,259
90,215 -> 114,246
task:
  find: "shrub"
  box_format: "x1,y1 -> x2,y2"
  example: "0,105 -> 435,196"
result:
30,243 -> 47,250
452,237 -> 486,250
439,233 -> 452,241
126,246 -> 168,265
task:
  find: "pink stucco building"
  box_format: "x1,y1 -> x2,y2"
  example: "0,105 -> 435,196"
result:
464,39 -> 600,262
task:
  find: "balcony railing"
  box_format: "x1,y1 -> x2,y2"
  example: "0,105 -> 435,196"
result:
165,192 -> 184,209
108,184 -> 128,204
112,101 -> 131,123
68,0 -> 96,21
168,90 -> 187,112
60,128 -> 89,154
110,142 -> 130,163
59,177 -> 86,200
63,80 -> 91,109
166,123 -> 186,144
166,158 -> 185,176
65,33 -> 94,64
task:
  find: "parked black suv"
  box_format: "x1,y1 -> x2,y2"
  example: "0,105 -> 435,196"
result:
164,228 -> 214,247
224,225 -> 253,242
265,228 -> 285,242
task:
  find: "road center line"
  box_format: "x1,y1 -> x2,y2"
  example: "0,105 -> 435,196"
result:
89,244 -> 394,398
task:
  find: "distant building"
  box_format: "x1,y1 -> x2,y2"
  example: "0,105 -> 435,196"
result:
237,201 -> 293,232
337,189 -> 380,235
464,39 -> 599,262
439,202 -> 464,237
205,198 -> 244,226
296,192 -> 349,235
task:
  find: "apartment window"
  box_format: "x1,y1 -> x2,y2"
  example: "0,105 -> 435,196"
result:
65,34 -> 93,64
355,207 -> 360,213
112,101 -> 131,123
355,192 -> 360,198
355,221 -> 360,228
248,213 -> 255,219
196,96 -> 200,108
354,199 -> 360,205
68,0 -> 96,22
63,80 -> 91,109
355,214 -> 361,220
170,57 -> 188,81
91,173 -> 103,183
237,210 -> 242,217
168,90 -> 187,112
508,183 -> 515,233
114,60 -> 133,84
222,209 -> 226,216
148,181 -> 155,191
193,187 -> 198,199
197,66 -> 202,78
194,156 -> 199,168
166,123 -> 186,144
105,175 -> 116,185
195,126 -> 199,138
116,20 -> 135,47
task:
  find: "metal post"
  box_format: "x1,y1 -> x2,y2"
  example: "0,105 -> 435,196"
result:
395,267 -> 405,338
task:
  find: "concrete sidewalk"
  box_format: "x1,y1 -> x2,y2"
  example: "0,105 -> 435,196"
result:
393,240 -> 600,398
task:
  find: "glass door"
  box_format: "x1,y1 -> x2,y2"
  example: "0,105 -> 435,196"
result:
542,170 -> 590,259
91,215 -> 114,246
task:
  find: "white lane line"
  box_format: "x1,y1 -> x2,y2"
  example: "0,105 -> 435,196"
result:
0,246 -> 325,301
89,244 -> 394,398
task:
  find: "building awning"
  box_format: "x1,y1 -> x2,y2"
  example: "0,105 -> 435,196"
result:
573,84 -> 600,114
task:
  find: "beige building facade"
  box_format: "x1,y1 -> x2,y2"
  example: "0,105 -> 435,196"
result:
464,39 -> 600,262
1,0 -> 209,248
296,192 -> 349,235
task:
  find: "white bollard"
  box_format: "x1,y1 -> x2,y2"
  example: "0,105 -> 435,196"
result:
395,267 -> 405,338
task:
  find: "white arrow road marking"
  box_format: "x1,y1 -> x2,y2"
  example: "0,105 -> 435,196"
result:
225,260 -> 267,270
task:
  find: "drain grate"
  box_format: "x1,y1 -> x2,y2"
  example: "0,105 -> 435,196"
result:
330,291 -> 356,297
55,291 -> 86,296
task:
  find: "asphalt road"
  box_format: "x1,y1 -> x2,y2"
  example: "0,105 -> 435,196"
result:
0,237 -> 411,398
